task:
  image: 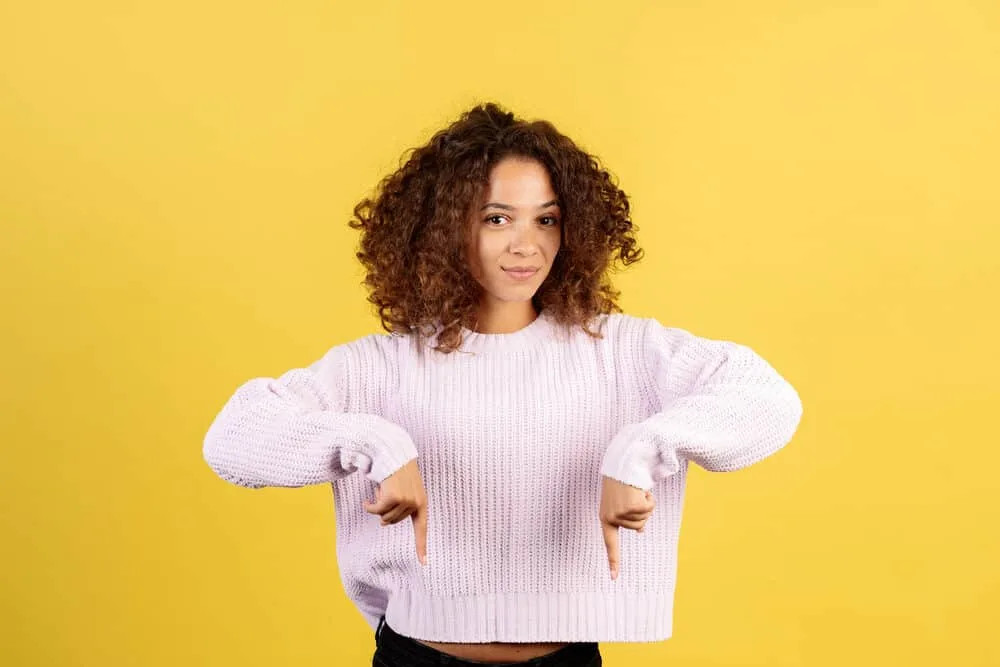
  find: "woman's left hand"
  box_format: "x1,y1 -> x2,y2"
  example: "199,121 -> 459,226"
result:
599,476 -> 655,580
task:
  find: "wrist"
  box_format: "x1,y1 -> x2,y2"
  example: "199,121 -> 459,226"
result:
600,423 -> 657,491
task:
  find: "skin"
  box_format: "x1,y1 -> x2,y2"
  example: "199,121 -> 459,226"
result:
364,157 -> 655,663
464,156 -> 563,334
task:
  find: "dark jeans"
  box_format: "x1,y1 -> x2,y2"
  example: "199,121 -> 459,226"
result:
372,617 -> 602,667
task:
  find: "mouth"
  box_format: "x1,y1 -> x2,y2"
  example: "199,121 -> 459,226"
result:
502,266 -> 540,280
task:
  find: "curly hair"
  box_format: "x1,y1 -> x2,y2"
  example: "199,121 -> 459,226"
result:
349,102 -> 644,353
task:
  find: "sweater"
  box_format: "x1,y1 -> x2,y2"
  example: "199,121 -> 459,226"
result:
202,311 -> 803,643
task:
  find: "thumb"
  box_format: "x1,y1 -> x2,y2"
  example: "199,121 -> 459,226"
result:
602,521 -> 620,580
411,505 -> 428,566
363,485 -> 387,514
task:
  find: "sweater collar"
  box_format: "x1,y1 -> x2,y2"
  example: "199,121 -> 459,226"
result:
455,310 -> 558,354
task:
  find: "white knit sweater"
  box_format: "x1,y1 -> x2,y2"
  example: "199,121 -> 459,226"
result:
203,312 -> 803,642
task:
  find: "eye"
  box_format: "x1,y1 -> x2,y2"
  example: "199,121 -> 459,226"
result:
539,216 -> 560,226
484,215 -> 507,225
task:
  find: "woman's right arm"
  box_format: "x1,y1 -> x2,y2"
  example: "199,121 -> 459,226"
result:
202,341 -> 417,488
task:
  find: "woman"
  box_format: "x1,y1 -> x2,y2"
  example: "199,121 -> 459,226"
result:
203,102 -> 803,666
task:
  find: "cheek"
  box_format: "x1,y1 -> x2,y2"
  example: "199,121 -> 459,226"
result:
544,231 -> 562,259
476,233 -> 504,262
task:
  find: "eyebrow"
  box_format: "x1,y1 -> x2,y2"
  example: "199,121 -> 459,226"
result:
480,200 -> 560,211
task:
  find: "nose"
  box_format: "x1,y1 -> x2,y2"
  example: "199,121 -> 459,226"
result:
508,223 -> 540,256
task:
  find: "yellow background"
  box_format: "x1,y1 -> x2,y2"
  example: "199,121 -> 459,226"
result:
2,1 -> 998,665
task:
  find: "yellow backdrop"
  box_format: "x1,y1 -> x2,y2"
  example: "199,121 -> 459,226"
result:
2,1 -> 998,665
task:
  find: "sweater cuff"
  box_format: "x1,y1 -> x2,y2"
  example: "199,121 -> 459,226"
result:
363,419 -> 420,484
600,422 -> 679,491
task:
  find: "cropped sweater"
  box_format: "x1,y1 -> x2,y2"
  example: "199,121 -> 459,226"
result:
203,311 -> 803,642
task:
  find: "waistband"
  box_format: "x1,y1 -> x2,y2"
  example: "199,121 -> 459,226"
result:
374,617 -> 600,666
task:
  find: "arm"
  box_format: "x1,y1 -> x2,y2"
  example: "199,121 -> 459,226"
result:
600,318 -> 803,491
202,341 -> 418,488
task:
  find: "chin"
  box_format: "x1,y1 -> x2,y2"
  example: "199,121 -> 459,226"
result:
491,286 -> 540,302
497,293 -> 538,303
484,272 -> 549,303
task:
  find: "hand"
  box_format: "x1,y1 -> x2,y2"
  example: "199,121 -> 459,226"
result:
364,459 -> 428,565
599,475 -> 655,580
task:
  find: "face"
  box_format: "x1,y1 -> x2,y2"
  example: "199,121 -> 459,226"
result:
466,157 -> 562,312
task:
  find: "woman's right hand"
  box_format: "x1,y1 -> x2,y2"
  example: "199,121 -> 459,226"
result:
363,459 -> 428,565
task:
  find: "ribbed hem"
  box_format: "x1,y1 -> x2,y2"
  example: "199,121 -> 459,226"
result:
384,589 -> 673,643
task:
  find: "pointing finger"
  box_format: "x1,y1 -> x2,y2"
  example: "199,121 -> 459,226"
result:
602,521 -> 620,580
412,505 -> 428,566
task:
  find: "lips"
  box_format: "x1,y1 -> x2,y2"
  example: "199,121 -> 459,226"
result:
502,266 -> 540,280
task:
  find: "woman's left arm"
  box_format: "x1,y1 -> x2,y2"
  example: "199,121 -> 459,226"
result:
600,318 -> 804,491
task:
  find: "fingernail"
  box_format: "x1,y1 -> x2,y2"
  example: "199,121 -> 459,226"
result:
611,567 -> 618,580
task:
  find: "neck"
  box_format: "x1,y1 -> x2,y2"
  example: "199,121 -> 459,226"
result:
472,300 -> 538,334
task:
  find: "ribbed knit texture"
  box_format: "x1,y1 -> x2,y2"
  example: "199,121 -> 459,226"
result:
203,312 -> 803,642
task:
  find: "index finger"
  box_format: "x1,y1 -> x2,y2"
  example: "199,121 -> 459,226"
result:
411,506 -> 427,566
602,521 -> 620,580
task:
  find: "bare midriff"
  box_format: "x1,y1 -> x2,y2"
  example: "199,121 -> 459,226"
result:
416,640 -> 571,663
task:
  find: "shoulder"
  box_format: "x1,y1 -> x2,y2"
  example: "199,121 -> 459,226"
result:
342,330 -> 406,360
599,312 -> 716,345
588,313 -> 716,366
308,331 -> 413,410
588,312 -> 661,344
313,330 -> 409,379
561,313 -> 661,368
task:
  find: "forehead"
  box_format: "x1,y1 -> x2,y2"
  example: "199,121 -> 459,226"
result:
482,158 -> 556,204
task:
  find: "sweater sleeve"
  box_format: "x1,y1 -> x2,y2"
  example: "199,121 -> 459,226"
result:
600,318 -> 803,490
202,341 -> 418,488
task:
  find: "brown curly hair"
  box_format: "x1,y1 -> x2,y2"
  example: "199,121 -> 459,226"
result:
349,102 -> 644,353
